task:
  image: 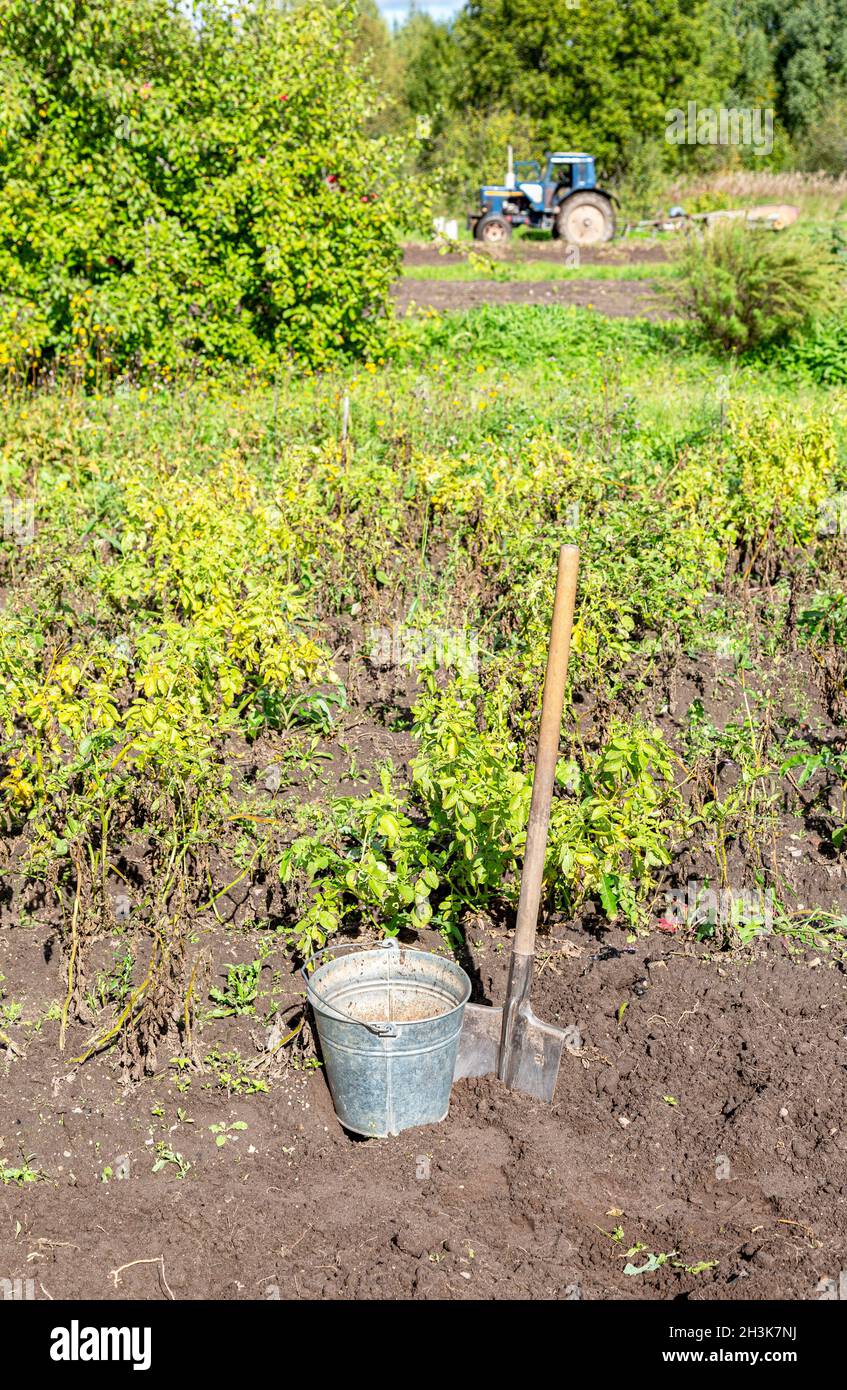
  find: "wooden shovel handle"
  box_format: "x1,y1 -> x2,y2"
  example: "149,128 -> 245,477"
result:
512,545 -> 579,958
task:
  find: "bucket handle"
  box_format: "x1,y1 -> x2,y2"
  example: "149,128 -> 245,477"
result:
301,940 -> 400,1037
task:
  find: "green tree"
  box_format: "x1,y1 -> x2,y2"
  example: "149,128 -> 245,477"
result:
396,9 -> 462,119
352,0 -> 407,128
391,8 -> 523,209
0,0 -> 415,376
778,0 -> 847,131
729,0 -> 847,138
453,0 -> 737,174
796,96 -> 847,173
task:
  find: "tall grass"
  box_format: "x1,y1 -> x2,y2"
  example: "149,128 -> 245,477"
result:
672,169 -> 847,223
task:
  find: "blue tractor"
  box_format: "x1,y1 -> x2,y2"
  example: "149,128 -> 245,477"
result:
470,150 -> 616,247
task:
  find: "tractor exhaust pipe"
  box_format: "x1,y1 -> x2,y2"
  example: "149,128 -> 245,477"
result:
506,144 -> 515,190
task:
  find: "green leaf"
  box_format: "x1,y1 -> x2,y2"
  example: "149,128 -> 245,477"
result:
599,874 -> 619,917
624,1253 -> 663,1276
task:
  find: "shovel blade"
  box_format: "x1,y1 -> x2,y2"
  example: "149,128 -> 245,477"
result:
454,1001 -> 566,1104
453,1002 -> 502,1081
498,1003 -> 566,1104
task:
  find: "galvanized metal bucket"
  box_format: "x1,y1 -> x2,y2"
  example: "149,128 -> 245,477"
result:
302,939 -> 471,1138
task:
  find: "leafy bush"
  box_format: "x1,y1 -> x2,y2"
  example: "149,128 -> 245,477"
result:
766,314 -> 847,384
281,671 -> 682,952
0,0 -> 414,376
0,445 -> 334,874
726,403 -> 836,552
676,225 -> 841,353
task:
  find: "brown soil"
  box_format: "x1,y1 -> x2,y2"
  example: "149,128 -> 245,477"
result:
3,917 -> 846,1302
393,277 -> 672,320
2,596 -> 847,1302
394,237 -> 674,320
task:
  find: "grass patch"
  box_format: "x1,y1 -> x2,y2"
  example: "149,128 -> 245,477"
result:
400,258 -> 680,283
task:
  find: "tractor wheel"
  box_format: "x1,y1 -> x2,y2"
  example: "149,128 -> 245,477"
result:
474,213 -> 512,244
556,193 -> 615,246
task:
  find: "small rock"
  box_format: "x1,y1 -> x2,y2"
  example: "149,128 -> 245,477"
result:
617,1115 -> 631,1128
263,764 -> 283,793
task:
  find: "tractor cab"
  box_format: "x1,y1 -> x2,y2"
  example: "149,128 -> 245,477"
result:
543,152 -> 596,200
471,150 -> 615,246
514,153 -> 596,210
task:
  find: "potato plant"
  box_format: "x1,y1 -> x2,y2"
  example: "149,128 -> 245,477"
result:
0,302 -> 845,1067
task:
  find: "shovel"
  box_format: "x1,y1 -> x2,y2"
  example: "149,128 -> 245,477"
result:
454,544 -> 579,1103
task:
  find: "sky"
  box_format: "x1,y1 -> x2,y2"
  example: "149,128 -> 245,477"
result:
377,0 -> 463,25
